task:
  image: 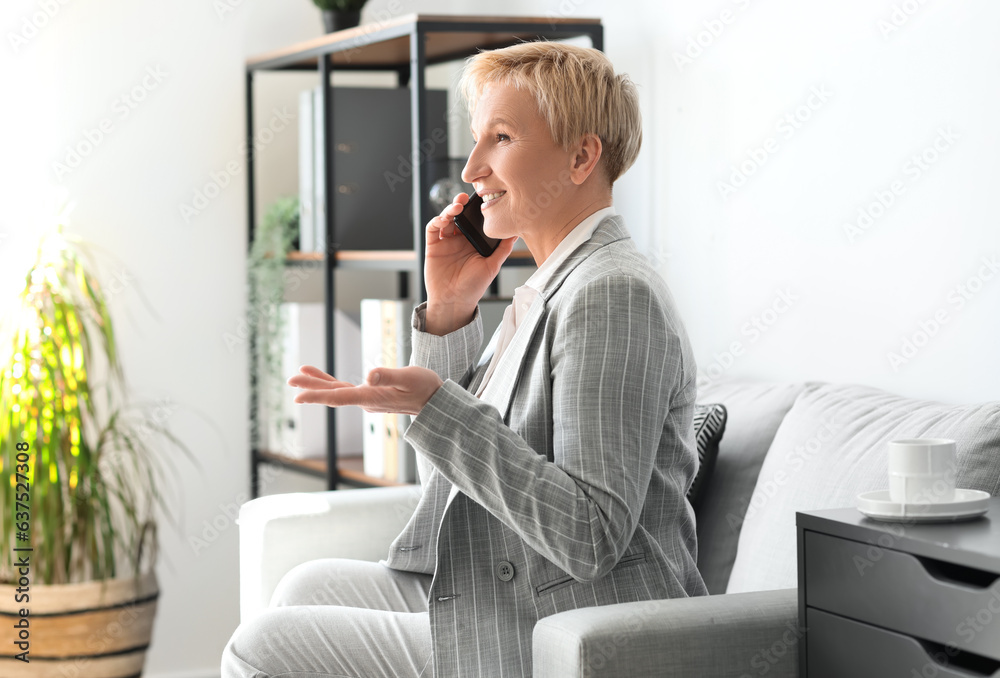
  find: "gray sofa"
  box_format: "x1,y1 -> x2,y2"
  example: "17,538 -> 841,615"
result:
238,379 -> 1000,677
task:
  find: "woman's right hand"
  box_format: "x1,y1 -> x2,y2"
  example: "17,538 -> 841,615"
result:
423,192 -> 516,335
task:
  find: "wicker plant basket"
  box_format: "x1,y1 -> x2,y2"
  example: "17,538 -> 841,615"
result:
0,571 -> 158,678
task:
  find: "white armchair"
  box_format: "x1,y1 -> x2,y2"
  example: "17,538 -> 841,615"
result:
238,485 -> 422,621
237,485 -> 798,678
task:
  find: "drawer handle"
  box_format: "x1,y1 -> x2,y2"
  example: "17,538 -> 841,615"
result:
914,554 -> 1000,590
916,637 -> 1000,677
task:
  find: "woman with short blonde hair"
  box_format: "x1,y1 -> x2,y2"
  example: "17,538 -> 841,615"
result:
224,40 -> 705,678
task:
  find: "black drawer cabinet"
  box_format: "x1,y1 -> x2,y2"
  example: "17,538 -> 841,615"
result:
806,608 -> 1000,678
797,500 -> 1000,678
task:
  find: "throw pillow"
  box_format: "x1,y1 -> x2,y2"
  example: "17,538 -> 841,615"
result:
725,382 -> 1000,594
687,403 -> 727,510
693,380 -> 812,594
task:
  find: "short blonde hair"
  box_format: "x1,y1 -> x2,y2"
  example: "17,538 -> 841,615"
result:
458,41 -> 642,186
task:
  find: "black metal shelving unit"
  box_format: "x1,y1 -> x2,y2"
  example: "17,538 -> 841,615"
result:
245,13 -> 603,497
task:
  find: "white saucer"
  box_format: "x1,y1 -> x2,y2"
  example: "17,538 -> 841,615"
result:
856,489 -> 991,523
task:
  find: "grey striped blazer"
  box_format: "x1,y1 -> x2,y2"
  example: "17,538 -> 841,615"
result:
383,214 -> 708,677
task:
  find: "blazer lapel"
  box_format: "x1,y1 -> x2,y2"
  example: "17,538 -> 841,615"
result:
477,294 -> 545,419
475,214 -> 631,421
443,214 -> 631,515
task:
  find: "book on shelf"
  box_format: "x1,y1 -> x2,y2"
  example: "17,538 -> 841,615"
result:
297,89 -> 315,253
272,302 -> 362,460
297,85 -> 449,253
360,298 -> 416,483
312,84 -> 326,254
294,85 -> 329,254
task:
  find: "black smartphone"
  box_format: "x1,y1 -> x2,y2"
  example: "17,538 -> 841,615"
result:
453,193 -> 501,257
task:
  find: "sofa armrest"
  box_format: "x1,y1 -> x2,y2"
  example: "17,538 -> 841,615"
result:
532,588 -> 800,678
238,485 -> 421,623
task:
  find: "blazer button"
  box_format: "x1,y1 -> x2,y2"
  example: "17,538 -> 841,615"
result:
496,561 -> 515,582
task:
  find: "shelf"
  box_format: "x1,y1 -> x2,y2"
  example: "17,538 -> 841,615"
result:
337,455 -> 409,488
246,13 -> 601,498
284,248 -> 537,270
247,14 -> 602,72
257,450 -> 409,488
285,250 -> 417,270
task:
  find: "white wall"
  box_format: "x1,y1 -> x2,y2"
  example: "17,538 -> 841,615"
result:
1,0 -> 997,676
645,0 -> 1000,405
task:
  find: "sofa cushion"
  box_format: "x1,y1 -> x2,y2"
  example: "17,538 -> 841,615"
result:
687,403 -> 727,511
726,382 -> 1000,594
694,380 -> 812,594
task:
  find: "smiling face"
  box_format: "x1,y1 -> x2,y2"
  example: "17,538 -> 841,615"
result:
462,82 -> 609,263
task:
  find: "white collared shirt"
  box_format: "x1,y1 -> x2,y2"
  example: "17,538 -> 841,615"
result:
474,205 -> 617,398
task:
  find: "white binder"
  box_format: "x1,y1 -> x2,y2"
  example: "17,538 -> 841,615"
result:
360,299 -> 415,482
312,85 -> 326,255
297,89 -> 315,253
360,299 -> 384,477
280,304 -> 362,459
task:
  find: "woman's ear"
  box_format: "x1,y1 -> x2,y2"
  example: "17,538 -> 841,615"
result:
569,133 -> 604,186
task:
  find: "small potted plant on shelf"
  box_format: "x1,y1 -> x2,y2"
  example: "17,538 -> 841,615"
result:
0,222 -> 196,677
246,195 -> 299,450
312,0 -> 368,33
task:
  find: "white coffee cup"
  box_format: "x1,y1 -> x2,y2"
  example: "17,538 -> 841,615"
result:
888,438 -> 957,504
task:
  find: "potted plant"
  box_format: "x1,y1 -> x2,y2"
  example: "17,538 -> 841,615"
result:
247,195 -> 299,451
0,225 -> 196,677
312,0 -> 368,33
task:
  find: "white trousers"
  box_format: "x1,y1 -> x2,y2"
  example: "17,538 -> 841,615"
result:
221,558 -> 435,678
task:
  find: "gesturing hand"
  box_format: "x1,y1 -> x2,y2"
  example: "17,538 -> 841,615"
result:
287,365 -> 444,416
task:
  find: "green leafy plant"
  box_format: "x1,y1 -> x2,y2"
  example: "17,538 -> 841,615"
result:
312,0 -> 367,11
247,195 -> 299,447
0,228 -> 196,585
